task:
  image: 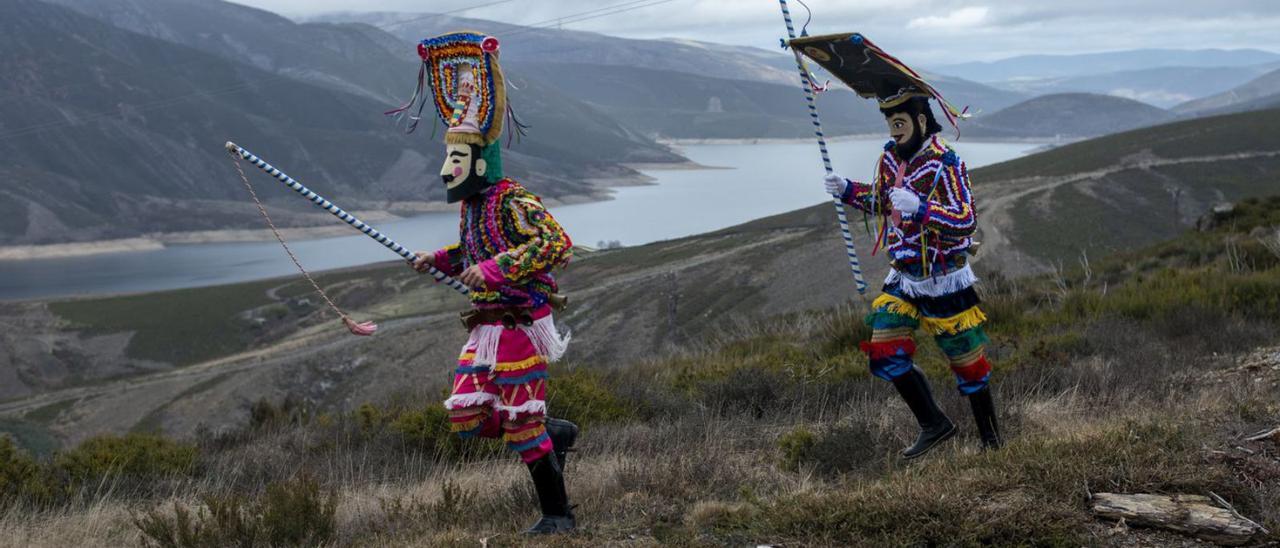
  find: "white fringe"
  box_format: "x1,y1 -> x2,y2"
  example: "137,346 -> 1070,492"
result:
496,399 -> 547,420
885,263 -> 978,298
521,313 -> 570,363
465,324 -> 505,367
443,392 -> 499,410
464,312 -> 571,366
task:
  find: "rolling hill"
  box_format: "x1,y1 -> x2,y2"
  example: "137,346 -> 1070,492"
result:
966,93 -> 1175,139
1174,68 -> 1280,115
2,108 -> 1278,443
984,65 -> 1280,109
0,0 -> 680,246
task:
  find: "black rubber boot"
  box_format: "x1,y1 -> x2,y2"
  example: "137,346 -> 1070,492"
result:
545,417 -> 579,467
523,452 -> 576,535
891,368 -> 957,459
968,386 -> 1003,450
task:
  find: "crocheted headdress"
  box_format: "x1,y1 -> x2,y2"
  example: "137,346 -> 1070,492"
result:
789,32 -> 969,132
386,31 -> 508,144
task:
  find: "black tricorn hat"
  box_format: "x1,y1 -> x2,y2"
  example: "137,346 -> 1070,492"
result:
790,32 -> 968,131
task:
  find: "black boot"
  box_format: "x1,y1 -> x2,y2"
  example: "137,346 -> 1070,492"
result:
545,418 -> 579,467
523,452 -> 576,535
891,368 -> 956,459
968,386 -> 1002,450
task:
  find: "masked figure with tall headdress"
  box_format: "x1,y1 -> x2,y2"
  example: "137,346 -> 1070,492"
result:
794,33 -> 1002,458
395,32 -> 577,535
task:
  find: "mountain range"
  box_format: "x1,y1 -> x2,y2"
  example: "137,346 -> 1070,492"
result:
0,0 -> 678,246
3,1 -> 1280,248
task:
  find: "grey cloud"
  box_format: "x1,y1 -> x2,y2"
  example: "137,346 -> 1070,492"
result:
235,0 -> 1280,62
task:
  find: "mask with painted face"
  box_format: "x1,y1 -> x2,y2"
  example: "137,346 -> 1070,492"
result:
440,142 -> 500,202
880,95 -> 943,160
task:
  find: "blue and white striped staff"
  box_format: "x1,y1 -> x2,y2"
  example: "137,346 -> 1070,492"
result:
225,141 -> 471,297
777,0 -> 868,294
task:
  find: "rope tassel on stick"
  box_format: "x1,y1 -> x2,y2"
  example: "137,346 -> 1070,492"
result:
225,141 -> 471,336
777,0 -> 867,294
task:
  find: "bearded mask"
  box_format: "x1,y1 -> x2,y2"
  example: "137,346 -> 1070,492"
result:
440,142 -> 501,202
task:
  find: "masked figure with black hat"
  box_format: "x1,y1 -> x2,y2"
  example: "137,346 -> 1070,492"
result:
792,33 -> 1002,458
391,31 -> 578,534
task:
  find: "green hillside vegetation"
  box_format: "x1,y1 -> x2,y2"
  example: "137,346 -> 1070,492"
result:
974,107 -> 1280,267
977,107 -> 1280,180
2,196 -> 1278,545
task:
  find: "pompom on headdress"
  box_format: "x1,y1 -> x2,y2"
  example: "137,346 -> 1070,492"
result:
385,31 -> 528,147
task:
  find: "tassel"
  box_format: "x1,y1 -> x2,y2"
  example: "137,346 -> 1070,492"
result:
384,62 -> 430,134
505,105 -> 530,148
343,317 -> 378,337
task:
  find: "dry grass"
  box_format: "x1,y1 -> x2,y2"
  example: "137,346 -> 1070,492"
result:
4,202 -> 1280,546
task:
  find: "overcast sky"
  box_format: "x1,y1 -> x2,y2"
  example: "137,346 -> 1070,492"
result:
231,0 -> 1280,63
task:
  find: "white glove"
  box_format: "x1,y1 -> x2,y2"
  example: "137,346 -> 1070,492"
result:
889,187 -> 922,217
823,173 -> 848,197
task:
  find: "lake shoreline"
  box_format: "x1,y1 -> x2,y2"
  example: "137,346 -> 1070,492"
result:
0,161 -> 722,262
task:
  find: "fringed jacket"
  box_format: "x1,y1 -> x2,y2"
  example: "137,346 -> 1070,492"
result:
839,135 -> 976,275
431,179 -> 573,309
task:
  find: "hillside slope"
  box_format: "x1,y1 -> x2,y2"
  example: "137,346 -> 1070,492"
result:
2,109 -> 1278,445
0,0 -> 679,246
966,93 -> 1174,139
1174,68 -> 1280,115
3,190 -> 1279,547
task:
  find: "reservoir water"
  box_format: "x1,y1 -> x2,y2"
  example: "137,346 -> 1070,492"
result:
0,139 -> 1035,301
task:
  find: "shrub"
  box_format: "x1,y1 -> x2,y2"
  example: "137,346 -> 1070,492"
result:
0,436 -> 60,507
248,397 -> 310,431
547,366 -> 635,427
777,423 -> 882,475
134,477 -> 337,548
55,433 -> 198,487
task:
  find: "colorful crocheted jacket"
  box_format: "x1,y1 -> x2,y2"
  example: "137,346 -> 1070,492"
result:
431,179 -> 573,309
839,135 -> 976,271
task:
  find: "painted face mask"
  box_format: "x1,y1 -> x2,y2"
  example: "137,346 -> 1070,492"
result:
440,143 -> 496,202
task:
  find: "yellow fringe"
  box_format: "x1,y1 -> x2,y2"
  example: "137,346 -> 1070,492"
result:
449,416 -> 485,432
871,293 -> 920,319
503,424 -> 545,443
494,355 -> 546,372
922,306 -> 988,336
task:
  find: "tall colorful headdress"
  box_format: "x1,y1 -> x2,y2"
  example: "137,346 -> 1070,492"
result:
789,33 -> 970,133
385,31 -> 511,146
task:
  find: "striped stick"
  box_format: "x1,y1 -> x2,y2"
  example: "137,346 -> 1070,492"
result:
778,0 -> 867,294
224,141 -> 472,296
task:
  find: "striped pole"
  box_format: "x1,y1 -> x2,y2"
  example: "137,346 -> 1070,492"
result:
778,0 -> 867,294
225,141 -> 471,296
